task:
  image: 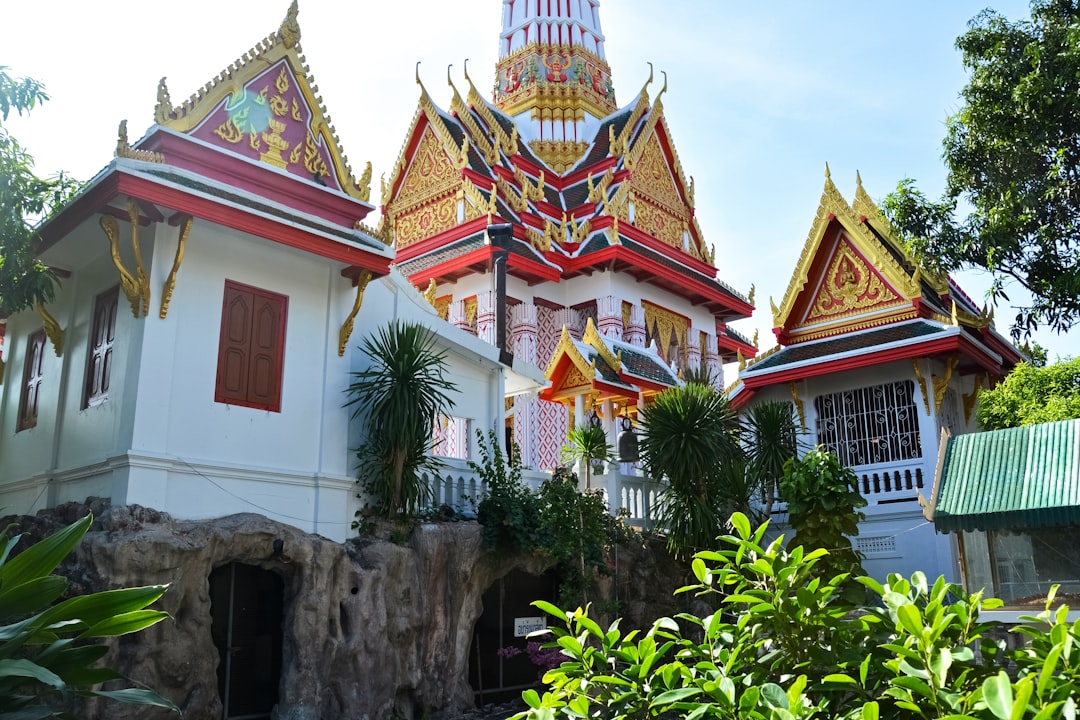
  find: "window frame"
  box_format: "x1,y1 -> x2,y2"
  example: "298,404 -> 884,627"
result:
214,280 -> 289,413
813,379 -> 922,467
83,285 -> 119,409
17,329 -> 47,432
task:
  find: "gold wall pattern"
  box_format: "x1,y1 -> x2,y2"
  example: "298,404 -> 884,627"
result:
395,194 -> 457,250
629,135 -> 686,215
633,196 -> 687,250
642,301 -> 688,362
806,240 -> 901,322
393,129 -> 460,214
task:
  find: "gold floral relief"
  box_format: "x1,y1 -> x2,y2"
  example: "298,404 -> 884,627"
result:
806,239 -> 901,322
629,134 -> 686,214
394,130 -> 460,213
395,193 -> 457,249
633,199 -> 684,249
435,295 -> 451,321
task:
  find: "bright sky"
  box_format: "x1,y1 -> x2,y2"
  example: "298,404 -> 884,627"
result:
6,0 -> 1077,361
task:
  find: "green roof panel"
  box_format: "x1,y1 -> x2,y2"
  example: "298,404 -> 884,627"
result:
932,418 -> 1080,532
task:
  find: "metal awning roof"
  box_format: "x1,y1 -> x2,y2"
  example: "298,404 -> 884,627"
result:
928,419 -> 1080,532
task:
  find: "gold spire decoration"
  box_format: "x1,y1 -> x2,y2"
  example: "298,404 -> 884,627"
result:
279,0 -> 300,49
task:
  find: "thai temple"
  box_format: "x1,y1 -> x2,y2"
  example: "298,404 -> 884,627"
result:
730,168 -> 1022,582
0,1 -> 1028,716
379,0 -> 755,473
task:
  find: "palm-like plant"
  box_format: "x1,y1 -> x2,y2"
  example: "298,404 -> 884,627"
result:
561,422 -> 614,490
743,400 -> 800,516
640,382 -> 744,558
345,321 -> 457,517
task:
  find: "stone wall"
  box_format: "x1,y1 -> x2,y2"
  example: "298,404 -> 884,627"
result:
4,502 -> 696,720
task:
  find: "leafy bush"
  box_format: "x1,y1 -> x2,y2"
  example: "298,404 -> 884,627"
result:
0,513 -> 178,717
516,512 -> 1080,720
472,431 -> 635,607
780,447 -> 867,584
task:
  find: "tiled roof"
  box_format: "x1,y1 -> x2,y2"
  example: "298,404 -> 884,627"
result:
139,168 -> 385,250
619,237 -> 744,303
616,343 -> 678,387
745,321 -> 944,373
578,106 -> 634,167
932,418 -> 1080,532
396,233 -> 486,276
562,180 -> 591,209
722,325 -> 754,348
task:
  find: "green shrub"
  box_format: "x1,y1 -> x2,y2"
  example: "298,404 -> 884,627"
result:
0,513 -> 178,717
515,512 -> 1080,720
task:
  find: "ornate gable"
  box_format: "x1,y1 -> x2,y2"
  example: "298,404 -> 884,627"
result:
154,2 -> 370,201
388,127 -> 463,250
772,167 -> 922,342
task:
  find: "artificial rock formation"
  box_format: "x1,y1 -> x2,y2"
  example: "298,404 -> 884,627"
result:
8,502 -> 550,720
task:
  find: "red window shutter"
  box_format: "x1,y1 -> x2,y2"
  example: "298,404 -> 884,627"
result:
18,330 -> 46,432
215,281 -> 287,412
84,286 -> 118,408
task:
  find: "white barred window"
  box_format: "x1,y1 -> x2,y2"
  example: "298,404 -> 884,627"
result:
814,380 -> 922,467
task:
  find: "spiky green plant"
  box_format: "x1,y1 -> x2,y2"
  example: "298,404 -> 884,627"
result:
346,321 -> 457,517
560,423 -> 613,490
640,382 -> 744,558
743,400 -> 800,516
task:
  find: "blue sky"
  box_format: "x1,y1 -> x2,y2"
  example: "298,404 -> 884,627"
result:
6,0 -> 1074,360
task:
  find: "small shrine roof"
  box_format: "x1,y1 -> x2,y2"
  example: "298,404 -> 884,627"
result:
613,341 -> 679,388
745,320 -> 945,374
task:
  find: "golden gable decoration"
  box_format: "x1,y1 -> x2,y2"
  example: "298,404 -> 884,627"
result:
805,239 -> 903,323
153,1 -> 371,202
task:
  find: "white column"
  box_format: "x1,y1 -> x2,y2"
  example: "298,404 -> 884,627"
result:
596,295 -> 623,340
510,302 -> 540,468
686,331 -> 702,372
703,333 -> 723,390
449,299 -> 470,333
554,307 -> 584,340
476,290 -> 498,346
625,304 -> 646,347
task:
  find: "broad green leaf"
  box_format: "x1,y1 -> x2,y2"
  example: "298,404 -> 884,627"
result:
523,688 -> 541,708
982,671 -> 1014,720
0,515 -> 90,589
532,600 -> 566,623
896,604 -> 923,636
91,687 -> 180,711
861,701 -> 880,720
652,687 -> 701,705
0,658 -> 64,688
81,610 -> 170,638
0,576 -> 66,621
730,512 -> 750,539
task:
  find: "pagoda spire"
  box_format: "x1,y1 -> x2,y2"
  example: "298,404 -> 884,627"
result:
494,0 -> 617,170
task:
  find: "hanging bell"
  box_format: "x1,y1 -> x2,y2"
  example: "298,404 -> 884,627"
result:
617,418 -> 639,463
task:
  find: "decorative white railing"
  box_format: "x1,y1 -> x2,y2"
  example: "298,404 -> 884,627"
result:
770,458 -> 930,515
423,457 -> 663,530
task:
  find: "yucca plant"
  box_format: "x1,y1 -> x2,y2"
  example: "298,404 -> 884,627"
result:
743,399 -> 800,516
560,422 -> 613,490
346,321 -> 457,517
0,512 -> 178,717
640,382 -> 744,558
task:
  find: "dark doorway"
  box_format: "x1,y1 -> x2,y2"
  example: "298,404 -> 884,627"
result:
210,563 -> 284,720
469,568 -> 558,706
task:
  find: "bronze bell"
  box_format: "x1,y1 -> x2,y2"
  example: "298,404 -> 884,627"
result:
617,418 -> 638,463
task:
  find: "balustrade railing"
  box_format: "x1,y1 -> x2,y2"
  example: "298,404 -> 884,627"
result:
423,457 -> 662,530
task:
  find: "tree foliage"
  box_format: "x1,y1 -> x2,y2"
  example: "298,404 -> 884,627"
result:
884,0 -> 1080,339
0,67 -> 80,317
640,382 -> 746,559
345,321 -> 457,517
779,448 -> 867,584
743,400 -> 801,516
0,513 -> 178,717
977,357 -> 1080,430
560,423 -> 613,491
516,513 -> 1080,720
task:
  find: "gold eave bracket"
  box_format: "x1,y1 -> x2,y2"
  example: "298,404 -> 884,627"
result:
100,198 -> 151,317
160,216 -> 193,319
36,303 -> 64,357
338,270 -> 372,356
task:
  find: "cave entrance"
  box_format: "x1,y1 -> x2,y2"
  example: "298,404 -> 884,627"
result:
210,563 -> 284,720
469,568 -> 558,706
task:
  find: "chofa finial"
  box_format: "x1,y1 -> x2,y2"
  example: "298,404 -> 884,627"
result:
824,162 -> 831,181
154,77 -> 173,124
279,0 -> 300,48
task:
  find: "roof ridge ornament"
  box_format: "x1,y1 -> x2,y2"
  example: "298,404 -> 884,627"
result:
279,0 -> 300,49
154,78 -> 173,124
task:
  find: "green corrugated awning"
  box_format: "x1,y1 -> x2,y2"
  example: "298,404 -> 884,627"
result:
929,418 -> 1080,533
